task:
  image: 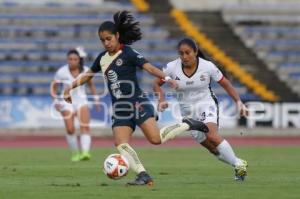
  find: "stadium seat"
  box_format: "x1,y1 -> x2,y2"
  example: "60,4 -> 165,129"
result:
0,0 -> 260,101
223,3 -> 300,97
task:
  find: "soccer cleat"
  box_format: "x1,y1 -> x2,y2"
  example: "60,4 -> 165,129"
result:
71,152 -> 81,162
182,117 -> 209,133
234,159 -> 248,181
80,152 -> 91,161
126,171 -> 154,186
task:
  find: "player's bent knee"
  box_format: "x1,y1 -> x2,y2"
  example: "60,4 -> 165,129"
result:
66,128 -> 75,135
202,140 -> 219,155
206,135 -> 221,146
148,137 -> 161,145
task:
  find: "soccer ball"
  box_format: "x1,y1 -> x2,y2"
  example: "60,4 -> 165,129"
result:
103,154 -> 129,179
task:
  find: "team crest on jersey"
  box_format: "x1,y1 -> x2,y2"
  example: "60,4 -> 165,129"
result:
175,76 -> 180,80
116,58 -> 123,66
200,75 -> 206,81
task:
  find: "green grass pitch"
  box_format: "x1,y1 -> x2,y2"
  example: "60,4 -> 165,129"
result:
1,146 -> 299,199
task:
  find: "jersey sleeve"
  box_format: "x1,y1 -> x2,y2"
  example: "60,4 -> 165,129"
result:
83,66 -> 89,73
54,69 -> 63,82
129,48 -> 149,68
90,53 -> 103,73
209,62 -> 224,82
162,62 -> 173,78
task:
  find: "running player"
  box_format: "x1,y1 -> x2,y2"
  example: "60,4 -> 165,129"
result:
153,38 -> 248,181
63,11 -> 208,186
51,47 -> 99,162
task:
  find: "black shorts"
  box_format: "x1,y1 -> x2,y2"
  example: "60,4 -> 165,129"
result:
111,98 -> 155,131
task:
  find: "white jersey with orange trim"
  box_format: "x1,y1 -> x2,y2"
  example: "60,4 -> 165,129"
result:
54,65 -> 89,112
163,57 -> 223,104
163,57 -> 224,131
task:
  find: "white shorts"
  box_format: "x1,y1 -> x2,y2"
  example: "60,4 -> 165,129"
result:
180,102 -> 219,143
55,99 -> 89,113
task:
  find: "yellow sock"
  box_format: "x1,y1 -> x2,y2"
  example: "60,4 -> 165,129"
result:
117,143 -> 146,174
160,123 -> 189,143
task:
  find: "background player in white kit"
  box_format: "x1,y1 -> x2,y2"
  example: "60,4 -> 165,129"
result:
51,47 -> 99,162
153,38 -> 249,181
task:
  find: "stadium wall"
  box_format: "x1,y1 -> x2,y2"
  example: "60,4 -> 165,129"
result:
0,96 -> 299,136
0,0 -> 104,5
0,96 -> 237,129
170,0 -> 300,11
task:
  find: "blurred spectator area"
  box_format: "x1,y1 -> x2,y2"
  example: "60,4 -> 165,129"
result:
222,3 -> 300,97
0,0 -> 176,95
0,0 -> 261,101
167,0 -> 300,100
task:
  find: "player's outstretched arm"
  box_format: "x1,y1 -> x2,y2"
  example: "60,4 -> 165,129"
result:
153,78 -> 169,112
50,80 -> 58,100
142,63 -> 166,79
63,69 -> 95,103
87,77 -> 101,111
142,63 -> 178,89
50,80 -> 64,111
218,77 -> 248,117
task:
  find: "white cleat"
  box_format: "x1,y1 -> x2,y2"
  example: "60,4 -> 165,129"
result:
234,159 -> 248,181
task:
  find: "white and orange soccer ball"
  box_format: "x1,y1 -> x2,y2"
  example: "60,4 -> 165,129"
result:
103,154 -> 129,179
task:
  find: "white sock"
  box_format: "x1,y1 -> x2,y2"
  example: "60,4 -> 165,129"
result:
65,134 -> 79,153
216,140 -> 240,167
80,134 -> 91,153
117,143 -> 146,174
159,123 -> 190,143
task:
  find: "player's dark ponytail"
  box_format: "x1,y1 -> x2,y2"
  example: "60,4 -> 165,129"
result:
177,38 -> 208,60
67,49 -> 84,73
98,10 -> 142,45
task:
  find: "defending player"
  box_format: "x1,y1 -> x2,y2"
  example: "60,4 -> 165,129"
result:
63,11 -> 208,186
153,38 -> 248,181
51,47 -> 99,162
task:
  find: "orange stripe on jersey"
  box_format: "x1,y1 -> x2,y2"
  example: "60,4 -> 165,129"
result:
217,75 -> 224,83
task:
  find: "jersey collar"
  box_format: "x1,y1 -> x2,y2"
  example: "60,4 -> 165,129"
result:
181,57 -> 199,78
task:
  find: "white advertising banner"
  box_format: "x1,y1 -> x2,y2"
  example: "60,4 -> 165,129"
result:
0,96 -> 239,129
